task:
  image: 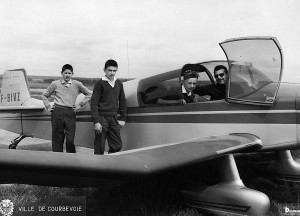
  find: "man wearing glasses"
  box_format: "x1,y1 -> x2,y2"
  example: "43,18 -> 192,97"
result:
194,65 -> 227,100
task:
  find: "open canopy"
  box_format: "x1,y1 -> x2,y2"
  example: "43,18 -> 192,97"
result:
220,37 -> 283,106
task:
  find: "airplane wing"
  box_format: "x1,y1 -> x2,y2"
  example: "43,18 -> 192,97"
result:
0,98 -> 45,112
0,106 -> 44,113
0,133 -> 262,187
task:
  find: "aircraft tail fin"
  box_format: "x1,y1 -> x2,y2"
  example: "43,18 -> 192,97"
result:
1,69 -> 31,106
0,69 -> 44,110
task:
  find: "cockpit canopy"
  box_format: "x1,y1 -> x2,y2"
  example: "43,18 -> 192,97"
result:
137,37 -> 283,107
221,37 -> 283,105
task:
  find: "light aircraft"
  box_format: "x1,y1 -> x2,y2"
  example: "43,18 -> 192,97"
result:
0,36 -> 298,216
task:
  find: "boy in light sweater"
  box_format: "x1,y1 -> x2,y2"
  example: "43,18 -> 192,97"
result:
90,59 -> 127,155
42,64 -> 92,153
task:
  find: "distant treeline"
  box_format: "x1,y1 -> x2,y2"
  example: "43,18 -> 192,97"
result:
0,75 -> 134,89
0,73 -> 134,81
28,77 -> 134,84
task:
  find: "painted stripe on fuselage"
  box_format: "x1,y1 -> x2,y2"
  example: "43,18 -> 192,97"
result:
126,112 -> 296,124
128,110 -> 296,116
0,109 -> 297,124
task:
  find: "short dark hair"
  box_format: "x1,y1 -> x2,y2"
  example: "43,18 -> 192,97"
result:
181,64 -> 207,77
104,59 -> 118,69
61,64 -> 73,73
214,65 -> 228,74
183,71 -> 198,80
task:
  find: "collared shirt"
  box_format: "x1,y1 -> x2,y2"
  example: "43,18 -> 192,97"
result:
157,85 -> 195,104
90,78 -> 127,123
182,85 -> 192,96
41,79 -> 92,109
102,76 -> 116,88
61,79 -> 72,88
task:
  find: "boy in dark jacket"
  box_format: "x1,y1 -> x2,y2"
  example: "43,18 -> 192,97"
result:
90,59 -> 127,154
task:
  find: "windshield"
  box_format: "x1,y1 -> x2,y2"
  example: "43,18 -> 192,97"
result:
221,38 -> 283,105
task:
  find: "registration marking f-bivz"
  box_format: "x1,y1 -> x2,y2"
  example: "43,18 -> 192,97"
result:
0,92 -> 20,103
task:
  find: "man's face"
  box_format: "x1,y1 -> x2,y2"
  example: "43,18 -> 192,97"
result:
104,66 -> 118,80
214,69 -> 226,85
61,69 -> 73,82
183,77 -> 197,92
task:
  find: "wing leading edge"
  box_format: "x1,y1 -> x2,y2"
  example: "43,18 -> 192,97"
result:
0,133 -> 262,186
0,98 -> 45,113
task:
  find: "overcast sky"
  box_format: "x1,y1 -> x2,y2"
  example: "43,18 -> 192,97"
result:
1,0 -> 300,81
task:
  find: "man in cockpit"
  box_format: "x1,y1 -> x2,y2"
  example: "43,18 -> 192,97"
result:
194,65 -> 227,100
157,64 -> 206,105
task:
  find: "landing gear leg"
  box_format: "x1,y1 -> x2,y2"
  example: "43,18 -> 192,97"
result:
9,134 -> 31,149
182,154 -> 270,216
266,150 -> 300,182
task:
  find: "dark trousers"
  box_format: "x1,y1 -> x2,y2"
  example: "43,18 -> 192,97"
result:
51,105 -> 76,153
94,116 -> 122,155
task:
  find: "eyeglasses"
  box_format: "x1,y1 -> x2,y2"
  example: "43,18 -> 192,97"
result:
214,73 -> 225,79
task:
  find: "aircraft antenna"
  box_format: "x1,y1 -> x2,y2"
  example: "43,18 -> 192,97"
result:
127,41 -> 131,78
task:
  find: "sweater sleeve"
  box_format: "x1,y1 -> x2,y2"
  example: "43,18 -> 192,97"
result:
118,81 -> 127,121
78,82 -> 92,107
41,81 -> 57,109
90,81 -> 102,124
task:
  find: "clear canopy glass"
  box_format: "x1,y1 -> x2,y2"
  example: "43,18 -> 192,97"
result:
220,37 -> 283,105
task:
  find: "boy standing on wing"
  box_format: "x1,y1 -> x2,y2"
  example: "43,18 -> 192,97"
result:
42,64 -> 92,153
90,59 -> 127,155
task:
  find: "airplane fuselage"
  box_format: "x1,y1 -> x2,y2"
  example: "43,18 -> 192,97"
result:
121,81 -> 300,152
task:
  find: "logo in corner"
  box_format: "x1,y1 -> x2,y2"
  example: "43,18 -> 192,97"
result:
0,200 -> 14,216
